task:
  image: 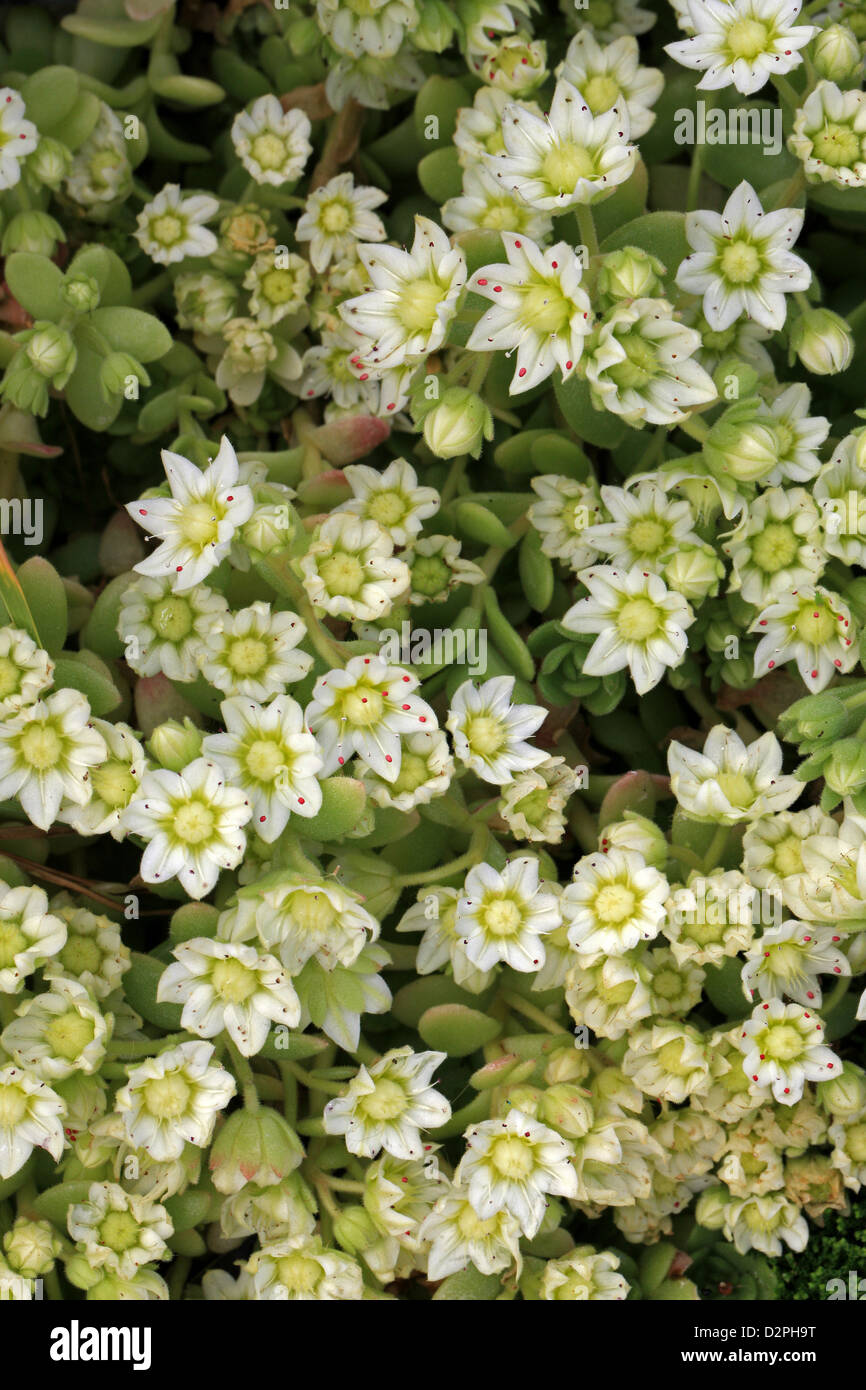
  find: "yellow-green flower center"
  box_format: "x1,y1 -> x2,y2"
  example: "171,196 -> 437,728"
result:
463,713 -> 506,757
44,1009 -> 96,1062
657,1038 -> 692,1077
582,74 -> 622,115
173,799 -> 216,846
151,214 -> 184,247
726,17 -> 770,59
359,1077 -> 407,1121
59,934 -> 102,977
607,331 -> 659,392
152,596 -> 194,643
715,770 -> 755,808
479,896 -> 523,938
773,835 -> 804,877
811,123 -> 862,168
251,132 -> 287,172
391,752 -> 431,795
795,601 -> 836,645
0,1084 -> 27,1126
0,656 -> 21,699
99,1210 -> 142,1253
320,201 -> 352,234
260,268 -> 300,305
616,597 -> 662,642
762,1022 -> 805,1061
210,956 -> 258,1003
226,636 -> 269,677
245,738 -> 288,783
179,500 -> 221,550
542,140 -> 597,194
490,1134 -> 535,1178
18,723 -> 62,771
318,552 -> 366,598
91,760 -> 137,809
521,282 -> 571,336
720,239 -> 762,285
275,1252 -> 321,1294
144,1073 -> 191,1118
751,522 -> 798,573
593,881 -> 637,925
396,278 -> 446,335
366,491 -> 408,529
456,1204 -> 500,1240
0,919 -> 27,969
410,555 -> 451,597
340,687 -> 384,727
627,517 -> 668,557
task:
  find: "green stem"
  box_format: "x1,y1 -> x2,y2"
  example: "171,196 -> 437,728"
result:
439,453 -> 468,507
686,140 -> 704,214
168,1256 -> 191,1301
287,1061 -> 344,1094
279,1062 -> 298,1125
576,204 -> 599,260
772,74 -> 802,111
395,824 -> 489,887
822,974 -> 851,1017
44,1268 -> 63,1301
324,1175 -> 366,1194
679,414 -> 710,444
568,796 -> 599,853
701,824 -> 730,875
667,843 -> 705,872
107,1032 -> 189,1058
226,1039 -> 260,1113
130,271 -> 171,308
768,165 -> 806,211
500,991 -> 569,1036
272,825 -> 322,878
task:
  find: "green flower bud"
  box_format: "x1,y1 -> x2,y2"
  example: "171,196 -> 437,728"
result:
543,1045 -> 591,1085
61,273 -> 101,315
813,23 -> 862,81
64,1253 -> 103,1291
598,247 -> 665,302
24,322 -> 77,383
287,16 -> 323,56
175,271 -> 239,336
664,542 -> 725,602
27,136 -> 72,190
423,386 -> 494,460
695,1185 -> 732,1230
0,356 -> 50,417
54,1073 -> 106,1140
820,1061 -> 866,1117
538,1083 -> 594,1138
147,717 -> 204,772
704,403 -> 780,483
789,307 -> 854,375
1,211 -> 65,257
777,689 -> 851,745
209,1107 -> 305,1195
504,1083 -> 544,1115
3,1218 -> 62,1278
413,0 -> 459,50
823,736 -> 866,795
600,810 -> 669,869
333,1205 -> 382,1256
712,355 -> 760,403
100,351 -> 149,400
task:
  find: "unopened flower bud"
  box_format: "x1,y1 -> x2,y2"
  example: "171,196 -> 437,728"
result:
704,405 -> 780,483
414,0 -> 459,51
209,1108 -> 305,1195
821,1061 -> 866,1117
543,1045 -> 591,1085
147,718 -> 204,772
695,1185 -> 731,1229
664,541 -> 725,602
790,307 -> 854,375
3,1218 -> 62,1278
1,211 -> 65,257
600,812 -> 668,869
62,272 -> 101,315
100,351 -> 148,400
504,1083 -> 544,1115
27,136 -> 72,189
824,737 -> 866,795
423,386 -> 494,460
538,1083 -> 594,1138
813,23 -> 862,81
24,323 -> 77,382
598,247 -> 665,302
175,271 -> 239,335
333,1205 -> 381,1256
712,355 -> 760,402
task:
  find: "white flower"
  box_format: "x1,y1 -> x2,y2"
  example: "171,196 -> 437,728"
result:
455,1108 -> 578,1239
157,937 -> 300,1056
243,251 -> 310,328
784,810 -> 866,926
299,515 -> 409,622
454,87 -> 513,164
335,459 -> 439,546
0,626 -> 53,716
585,298 -> 717,426
540,1245 -> 630,1300
316,0 -> 418,57
559,32 -> 663,137
395,886 -> 495,995
244,1233 -> 363,1300
324,48 -> 425,114
563,846 -> 668,954
2,976 -> 110,1080
457,857 -> 561,973
665,0 -> 817,95
296,172 -> 387,273
67,1182 -> 172,1279
198,602 -> 312,701
528,474 -> 604,570
724,486 -> 824,605
123,758 -> 252,900
231,95 -> 312,186
305,654 -> 437,783
58,720 -> 146,840
442,161 -> 553,240
214,317 -> 302,407
750,584 -> 857,692
723,1192 -> 808,1256
563,565 -> 695,695
736,998 -> 840,1103
43,903 -> 129,1000
566,951 -> 654,1039
323,1047 -> 451,1159
467,233 -> 593,393
584,480 -> 701,570
676,180 -> 811,332
742,806 -> 837,896
499,756 -> 579,844
420,1182 -> 522,1281
339,215 -> 466,372
117,575 -> 228,681
361,728 -> 453,811
446,674 -> 547,785
623,1022 -> 711,1102
489,78 -> 636,211
114,1040 -> 236,1162
758,382 -> 829,485
0,883 -> 66,995
134,183 -> 219,266
250,876 -> 379,974
815,431 -> 866,565
298,328 -> 377,412
742,921 -> 850,1007
668,725 -> 801,823
789,80 -> 866,187
663,869 -> 757,966
0,689 -> 107,831
0,1064 -> 65,1178
201,696 -> 323,843
0,89 -> 38,190
126,437 -> 254,592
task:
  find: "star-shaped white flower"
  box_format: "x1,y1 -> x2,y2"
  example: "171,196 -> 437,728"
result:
305,654 -> 437,783
114,1040 -> 236,1162
665,0 -> 817,96
562,565 -> 695,695
0,88 -> 38,190
126,437 -> 255,592
457,857 -> 561,973
0,689 -> 108,831
668,725 -> 802,824
197,602 -> 312,701
202,696 -> 323,843
323,1047 -> 451,1159
231,95 -> 312,186
446,675 -> 547,785
0,1064 -> 65,1179
676,180 -> 811,332
157,936 -> 300,1056
134,183 -> 219,266
335,458 -> 439,546
750,584 -> 858,691
467,233 -> 593,392
455,1108 -> 578,1239
296,171 -> 388,273
736,998 -> 840,1104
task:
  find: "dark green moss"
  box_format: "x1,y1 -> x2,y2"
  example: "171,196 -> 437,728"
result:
776,1197 -> 866,1301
